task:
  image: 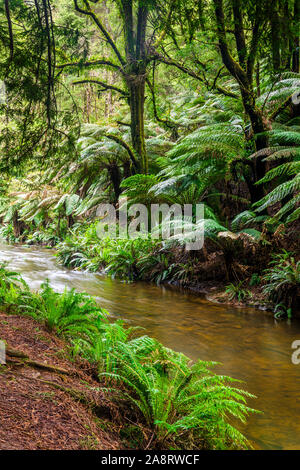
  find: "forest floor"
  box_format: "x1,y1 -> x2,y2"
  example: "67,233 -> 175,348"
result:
0,313 -> 140,450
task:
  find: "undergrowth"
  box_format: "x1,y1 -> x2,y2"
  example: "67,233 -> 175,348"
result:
0,264 -> 258,450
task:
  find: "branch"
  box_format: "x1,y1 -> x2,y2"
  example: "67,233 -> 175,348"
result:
213,0 -> 248,88
158,55 -> 239,99
116,121 -> 131,127
73,0 -> 125,65
6,347 -> 71,375
232,0 -> 247,69
215,84 -> 239,99
72,79 -> 128,96
146,77 -> 179,130
157,55 -> 205,82
57,59 -> 120,71
119,0 -> 135,60
9,372 -> 107,415
136,2 -> 148,60
246,6 -> 264,82
4,0 -> 13,64
42,0 -> 56,125
154,0 -> 176,49
212,66 -> 239,99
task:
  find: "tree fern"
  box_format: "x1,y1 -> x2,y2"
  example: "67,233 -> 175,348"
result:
252,125 -> 300,223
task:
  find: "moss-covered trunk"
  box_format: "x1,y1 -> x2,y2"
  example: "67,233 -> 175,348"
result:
121,1 -> 148,174
126,74 -> 147,174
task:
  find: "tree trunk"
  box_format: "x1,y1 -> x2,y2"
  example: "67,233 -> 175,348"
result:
271,0 -> 281,71
126,74 -> 147,174
12,210 -> 21,238
213,0 -> 270,203
241,88 -> 270,202
109,162 -> 122,203
67,214 -> 74,228
292,0 -> 299,73
121,1 -> 149,175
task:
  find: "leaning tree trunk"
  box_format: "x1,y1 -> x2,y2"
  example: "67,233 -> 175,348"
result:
241,88 -> 270,204
213,0 -> 271,204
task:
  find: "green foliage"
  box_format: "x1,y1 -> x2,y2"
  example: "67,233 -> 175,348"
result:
231,211 -> 266,233
56,224 -> 159,280
74,319 -> 142,374
99,336 -> 257,449
0,0 -> 77,169
121,174 -> 162,206
137,251 -> 176,285
249,273 -> 261,287
25,228 -> 61,247
0,263 -> 29,309
263,251 -> 300,318
253,124 -> 300,224
0,224 -> 16,244
23,280 -> 107,338
106,238 -> 155,281
0,2 -> 299,448
0,264 -> 256,449
225,282 -> 253,303
55,217 -> 228,286
0,268 -> 108,339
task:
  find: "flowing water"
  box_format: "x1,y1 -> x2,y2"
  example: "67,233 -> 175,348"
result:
0,243 -> 300,449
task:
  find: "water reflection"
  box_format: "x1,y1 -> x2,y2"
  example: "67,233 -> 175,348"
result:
0,244 -> 300,449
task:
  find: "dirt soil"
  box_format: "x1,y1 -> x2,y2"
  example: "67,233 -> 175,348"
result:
0,313 -> 126,450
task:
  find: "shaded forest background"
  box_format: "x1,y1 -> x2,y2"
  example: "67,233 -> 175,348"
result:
0,0 -> 300,316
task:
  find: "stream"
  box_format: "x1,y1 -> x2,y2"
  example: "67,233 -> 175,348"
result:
0,243 -> 300,449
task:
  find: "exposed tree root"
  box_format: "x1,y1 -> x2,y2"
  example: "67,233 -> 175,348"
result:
4,345 -> 112,418
6,347 -> 73,376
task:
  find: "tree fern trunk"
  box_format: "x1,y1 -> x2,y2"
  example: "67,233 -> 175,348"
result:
109,162 -> 122,203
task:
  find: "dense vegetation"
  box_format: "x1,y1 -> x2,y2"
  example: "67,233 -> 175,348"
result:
0,263 -> 256,449
1,1 -> 299,319
0,0 -> 299,450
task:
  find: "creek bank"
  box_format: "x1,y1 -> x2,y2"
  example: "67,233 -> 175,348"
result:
165,280 -> 284,316
2,244 -> 300,450
54,226 -> 300,319
4,247 -> 291,318
0,313 -> 146,450
3,237 -> 300,319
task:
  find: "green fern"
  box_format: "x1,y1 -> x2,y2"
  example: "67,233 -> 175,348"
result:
99,338 -> 257,449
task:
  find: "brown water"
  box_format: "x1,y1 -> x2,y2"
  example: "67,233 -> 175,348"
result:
1,243 -> 300,449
